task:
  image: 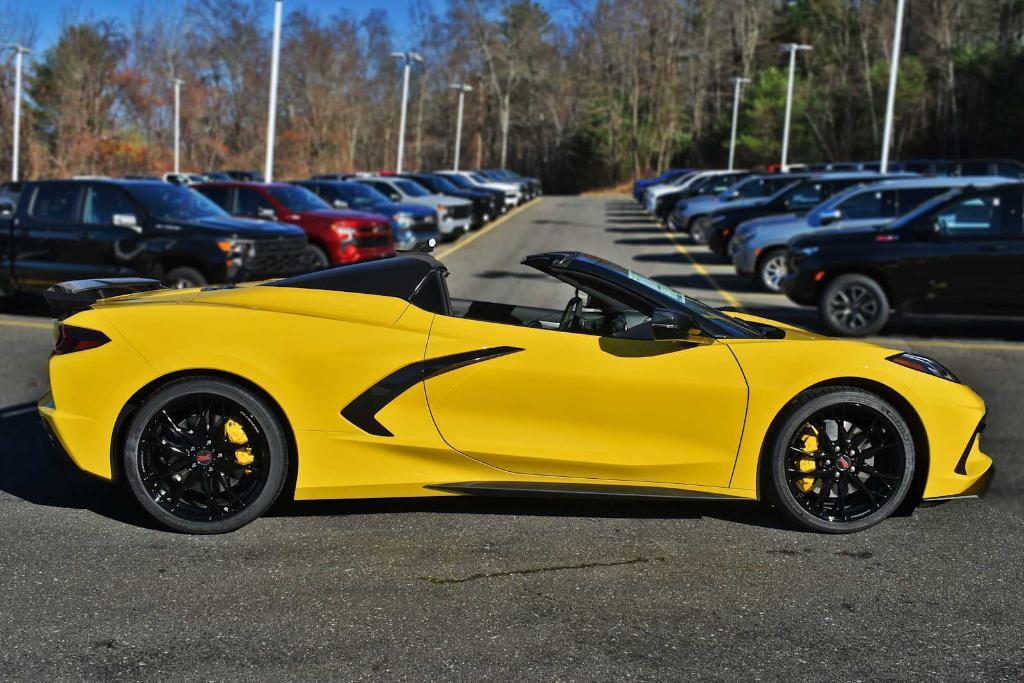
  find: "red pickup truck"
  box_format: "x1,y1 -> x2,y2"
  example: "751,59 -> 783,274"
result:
195,182 -> 394,267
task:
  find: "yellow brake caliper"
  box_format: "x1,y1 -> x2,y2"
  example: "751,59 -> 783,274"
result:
796,428 -> 819,493
224,418 -> 255,469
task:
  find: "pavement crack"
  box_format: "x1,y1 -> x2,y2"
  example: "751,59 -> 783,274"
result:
420,556 -> 665,585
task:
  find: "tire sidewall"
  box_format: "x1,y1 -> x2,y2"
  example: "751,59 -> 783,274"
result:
820,274 -> 890,337
122,378 -> 288,534
164,266 -> 208,290
757,249 -> 787,292
307,244 -> 331,269
769,388 -> 915,534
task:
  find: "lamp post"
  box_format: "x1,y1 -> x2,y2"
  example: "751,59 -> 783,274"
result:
171,78 -> 185,174
880,0 -> 906,173
727,77 -> 751,171
779,43 -> 812,172
6,44 -> 30,182
391,51 -> 423,173
449,82 -> 473,171
264,0 -> 283,182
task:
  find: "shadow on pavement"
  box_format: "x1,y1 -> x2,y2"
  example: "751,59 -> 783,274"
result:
0,402 -> 154,528
0,294 -> 51,319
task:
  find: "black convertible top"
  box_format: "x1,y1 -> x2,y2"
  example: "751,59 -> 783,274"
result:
268,254 -> 451,314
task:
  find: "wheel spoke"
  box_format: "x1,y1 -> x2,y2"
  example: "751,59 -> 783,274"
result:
858,463 -> 899,481
836,475 -> 848,521
848,475 -> 881,510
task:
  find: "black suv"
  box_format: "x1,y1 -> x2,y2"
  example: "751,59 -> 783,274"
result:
782,181 -> 1024,336
0,179 -> 308,295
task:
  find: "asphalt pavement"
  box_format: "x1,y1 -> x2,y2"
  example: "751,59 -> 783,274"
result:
1,196 -> 1022,680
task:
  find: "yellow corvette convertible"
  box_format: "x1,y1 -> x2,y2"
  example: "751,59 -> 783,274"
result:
39,252 -> 992,534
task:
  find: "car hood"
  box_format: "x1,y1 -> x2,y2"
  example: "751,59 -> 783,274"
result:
790,225 -> 887,249
431,195 -> 471,206
302,209 -> 388,225
735,213 -> 804,237
171,215 -> 304,238
379,202 -> 435,217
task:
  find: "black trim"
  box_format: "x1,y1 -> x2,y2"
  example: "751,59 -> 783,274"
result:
425,481 -> 751,502
954,415 -> 986,475
340,346 -> 523,436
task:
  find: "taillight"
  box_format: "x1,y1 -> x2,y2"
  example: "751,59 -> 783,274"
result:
54,324 -> 110,355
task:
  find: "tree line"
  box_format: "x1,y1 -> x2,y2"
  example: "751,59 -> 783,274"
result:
1,0 -> 1023,193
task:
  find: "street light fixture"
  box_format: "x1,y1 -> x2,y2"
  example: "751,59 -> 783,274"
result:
727,77 -> 751,172
6,44 -> 31,183
171,78 -> 185,174
391,51 -> 423,173
779,43 -> 812,172
264,0 -> 283,182
449,82 -> 473,171
880,0 -> 906,174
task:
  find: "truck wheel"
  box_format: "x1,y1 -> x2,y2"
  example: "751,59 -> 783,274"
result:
307,245 -> 330,269
165,267 -> 208,290
820,274 -> 890,337
756,249 -> 788,293
690,217 -> 713,244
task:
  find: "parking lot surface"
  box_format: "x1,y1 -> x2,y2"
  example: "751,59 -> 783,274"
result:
1,196 -> 1022,680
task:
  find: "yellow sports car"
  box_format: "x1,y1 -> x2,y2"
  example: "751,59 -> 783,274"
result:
39,252 -> 992,534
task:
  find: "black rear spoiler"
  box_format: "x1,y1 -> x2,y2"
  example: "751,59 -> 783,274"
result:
44,278 -> 165,319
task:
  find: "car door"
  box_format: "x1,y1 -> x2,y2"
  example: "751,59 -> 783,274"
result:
422,313 -> 749,488
77,183 -> 153,279
234,187 -> 279,220
11,182 -> 87,288
833,189 -> 897,229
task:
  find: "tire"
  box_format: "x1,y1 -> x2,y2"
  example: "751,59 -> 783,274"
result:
819,274 -> 890,337
756,248 -> 788,293
690,217 -> 712,244
122,377 -> 289,534
307,244 -> 331,270
164,266 -> 208,289
766,387 -> 915,534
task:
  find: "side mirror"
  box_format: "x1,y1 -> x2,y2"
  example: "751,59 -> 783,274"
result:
112,213 -> 142,232
0,199 -> 14,219
819,208 -> 843,225
257,207 -> 277,220
724,191 -> 740,201
333,199 -> 349,209
651,308 -> 698,341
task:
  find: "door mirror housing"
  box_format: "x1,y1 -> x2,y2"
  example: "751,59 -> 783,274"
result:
112,213 -> 142,232
333,199 -> 349,209
0,199 -> 15,219
650,308 -> 699,341
257,207 -> 277,220
819,208 -> 843,225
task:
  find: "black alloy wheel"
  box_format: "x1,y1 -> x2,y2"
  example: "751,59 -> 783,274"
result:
820,274 -> 890,337
768,387 -> 915,533
122,378 -> 288,534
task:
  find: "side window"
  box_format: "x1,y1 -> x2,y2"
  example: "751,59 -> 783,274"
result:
897,188 -> 944,215
935,194 -> 1005,237
83,185 -> 137,225
839,190 -> 897,219
786,183 -> 823,209
29,184 -> 81,223
197,185 -> 230,210
235,188 -> 275,217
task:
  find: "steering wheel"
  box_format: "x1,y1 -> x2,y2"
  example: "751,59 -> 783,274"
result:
559,296 -> 583,332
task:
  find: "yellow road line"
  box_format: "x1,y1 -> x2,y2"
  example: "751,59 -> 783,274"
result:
871,337 -> 1024,353
660,225 -> 743,310
0,318 -> 52,331
435,198 -> 541,261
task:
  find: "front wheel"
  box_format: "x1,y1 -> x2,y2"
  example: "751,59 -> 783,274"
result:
690,217 -> 712,244
820,274 -> 890,337
767,387 -> 915,534
307,244 -> 331,270
122,377 -> 289,534
756,249 -> 788,293
164,266 -> 207,289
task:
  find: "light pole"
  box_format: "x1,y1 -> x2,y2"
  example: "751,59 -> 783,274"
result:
880,0 -> 906,173
264,0 -> 283,182
171,78 -> 185,174
727,77 -> 751,171
6,44 -> 30,182
449,82 -> 473,171
391,51 -> 423,173
779,43 -> 812,172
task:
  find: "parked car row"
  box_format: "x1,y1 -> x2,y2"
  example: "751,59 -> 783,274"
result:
633,159 -> 1024,336
0,169 -> 540,299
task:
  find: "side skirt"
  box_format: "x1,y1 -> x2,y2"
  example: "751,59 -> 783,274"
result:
425,481 -> 754,502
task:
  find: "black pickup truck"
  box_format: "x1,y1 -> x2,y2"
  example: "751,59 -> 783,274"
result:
0,178 -> 310,297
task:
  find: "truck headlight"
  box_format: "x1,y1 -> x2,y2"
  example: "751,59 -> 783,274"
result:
394,213 -> 415,228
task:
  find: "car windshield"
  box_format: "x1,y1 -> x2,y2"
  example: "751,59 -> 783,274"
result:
421,175 -> 460,193
444,174 -> 473,189
269,186 -> 331,212
123,184 -> 228,222
469,173 -> 491,184
338,183 -> 390,209
394,180 -> 430,197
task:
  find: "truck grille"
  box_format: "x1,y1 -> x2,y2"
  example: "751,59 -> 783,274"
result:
250,236 -> 310,276
356,223 -> 393,249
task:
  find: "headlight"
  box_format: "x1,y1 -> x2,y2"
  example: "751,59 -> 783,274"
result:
887,353 -> 960,383
735,230 -> 755,244
332,221 -> 358,242
393,213 -> 415,228
217,238 -> 256,259
436,205 -> 448,216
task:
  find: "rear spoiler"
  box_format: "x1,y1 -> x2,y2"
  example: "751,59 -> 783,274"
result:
44,278 -> 165,319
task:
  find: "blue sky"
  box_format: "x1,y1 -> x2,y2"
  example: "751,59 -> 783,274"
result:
23,0 -> 427,51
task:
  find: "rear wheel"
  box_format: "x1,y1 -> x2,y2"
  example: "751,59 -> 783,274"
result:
122,377 -> 288,534
767,387 -> 915,534
756,249 -> 788,293
164,266 -> 207,289
820,274 -> 890,337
